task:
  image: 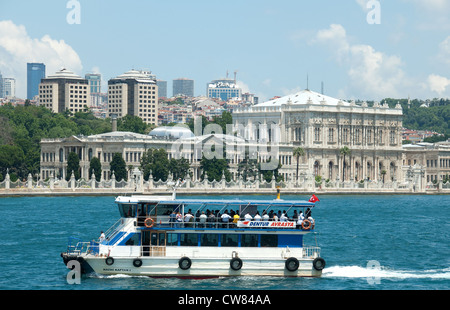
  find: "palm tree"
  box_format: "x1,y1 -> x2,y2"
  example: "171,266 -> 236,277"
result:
293,147 -> 305,183
339,146 -> 351,181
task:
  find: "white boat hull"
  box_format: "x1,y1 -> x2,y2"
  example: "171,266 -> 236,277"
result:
81,255 -> 322,278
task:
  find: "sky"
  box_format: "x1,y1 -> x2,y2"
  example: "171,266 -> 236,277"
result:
1,0 -> 450,102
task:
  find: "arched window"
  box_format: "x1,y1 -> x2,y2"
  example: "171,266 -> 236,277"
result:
328,161 -> 333,180
314,161 -> 320,176
88,148 -> 93,161
59,148 -> 64,163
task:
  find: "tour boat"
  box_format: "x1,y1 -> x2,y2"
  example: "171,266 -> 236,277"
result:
61,190 -> 325,278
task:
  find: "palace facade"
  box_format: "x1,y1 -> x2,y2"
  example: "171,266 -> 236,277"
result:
233,89 -> 404,182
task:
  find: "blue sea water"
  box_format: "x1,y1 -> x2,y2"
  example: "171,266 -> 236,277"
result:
0,194 -> 448,291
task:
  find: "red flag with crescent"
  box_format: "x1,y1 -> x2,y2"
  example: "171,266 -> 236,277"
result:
309,194 -> 320,203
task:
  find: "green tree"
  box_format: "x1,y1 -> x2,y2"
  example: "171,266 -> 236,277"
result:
89,157 -> 102,181
339,146 -> 352,181
200,146 -> 231,182
66,152 -> 80,180
110,153 -> 127,181
141,148 -> 170,182
169,157 -> 190,180
117,115 -> 149,134
258,160 -> 283,183
293,147 -> 305,182
237,154 -> 258,181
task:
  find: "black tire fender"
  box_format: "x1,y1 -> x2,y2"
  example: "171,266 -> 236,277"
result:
230,257 -> 243,271
313,257 -> 326,271
105,257 -> 114,266
285,257 -> 300,271
133,258 -> 143,268
179,257 -> 192,270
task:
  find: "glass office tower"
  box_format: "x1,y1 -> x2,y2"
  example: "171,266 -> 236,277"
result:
27,63 -> 46,100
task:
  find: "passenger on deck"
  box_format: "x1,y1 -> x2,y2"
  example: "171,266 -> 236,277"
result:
280,211 -> 288,222
233,211 -> 240,225
244,212 -> 253,221
199,211 -> 207,228
99,231 -> 105,243
262,211 -> 269,221
184,211 -> 194,227
176,212 -> 183,228
254,212 -> 261,221
169,211 -> 176,227
221,212 -> 232,227
296,211 -> 305,229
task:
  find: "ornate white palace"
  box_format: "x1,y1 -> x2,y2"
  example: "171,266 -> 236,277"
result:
233,89 -> 404,183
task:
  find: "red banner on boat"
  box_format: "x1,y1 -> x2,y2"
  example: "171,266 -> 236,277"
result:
237,221 -> 296,228
309,194 -> 320,203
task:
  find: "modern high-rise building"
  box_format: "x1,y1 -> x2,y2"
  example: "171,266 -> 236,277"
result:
38,68 -> 90,114
108,70 -> 158,125
2,78 -> 16,98
173,78 -> 194,97
85,73 -> 102,94
207,78 -> 242,101
27,63 -> 46,100
156,80 -> 167,98
0,71 -> 3,98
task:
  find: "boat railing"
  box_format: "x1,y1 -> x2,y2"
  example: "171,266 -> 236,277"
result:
302,246 -> 321,258
66,237 -> 92,255
103,218 -> 124,243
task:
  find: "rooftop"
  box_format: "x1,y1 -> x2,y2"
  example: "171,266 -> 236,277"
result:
255,89 -> 351,107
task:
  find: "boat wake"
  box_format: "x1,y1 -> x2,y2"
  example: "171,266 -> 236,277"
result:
322,266 -> 450,280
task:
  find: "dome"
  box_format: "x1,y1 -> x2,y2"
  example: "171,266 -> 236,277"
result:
149,126 -> 194,139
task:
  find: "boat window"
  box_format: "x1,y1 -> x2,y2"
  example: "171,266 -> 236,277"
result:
241,234 -> 258,247
167,233 -> 178,246
118,204 -> 137,218
155,204 -> 177,216
221,234 -> 239,247
200,234 -> 219,247
261,235 -> 278,247
125,233 -> 140,246
180,233 -> 198,246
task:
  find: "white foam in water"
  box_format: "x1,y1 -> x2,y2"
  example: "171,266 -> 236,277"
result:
323,266 -> 450,280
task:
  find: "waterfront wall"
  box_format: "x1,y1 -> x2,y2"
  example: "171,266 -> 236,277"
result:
1,170 -> 449,196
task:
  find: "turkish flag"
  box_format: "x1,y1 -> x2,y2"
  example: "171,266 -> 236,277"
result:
309,194 -> 320,203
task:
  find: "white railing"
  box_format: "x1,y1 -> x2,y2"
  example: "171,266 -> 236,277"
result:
302,246 -> 321,259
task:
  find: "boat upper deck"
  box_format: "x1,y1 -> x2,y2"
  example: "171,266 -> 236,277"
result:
115,195 -> 317,232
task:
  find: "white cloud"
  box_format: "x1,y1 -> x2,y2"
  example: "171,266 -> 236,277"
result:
312,24 -> 408,100
427,74 -> 450,95
438,36 -> 450,65
0,20 -> 82,98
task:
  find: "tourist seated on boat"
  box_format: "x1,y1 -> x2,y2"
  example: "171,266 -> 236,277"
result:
199,211 -> 207,228
244,212 -> 253,221
233,211 -> 240,226
293,210 -> 299,221
262,211 -> 269,221
280,211 -> 288,222
254,212 -> 261,221
221,211 -> 232,227
296,211 -> 305,229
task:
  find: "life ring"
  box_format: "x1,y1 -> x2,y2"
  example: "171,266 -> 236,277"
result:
285,257 -> 299,272
179,257 -> 192,270
105,257 -> 114,266
301,219 -> 312,230
313,257 -> 326,271
230,257 -> 243,271
144,218 -> 154,228
133,258 -> 143,268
